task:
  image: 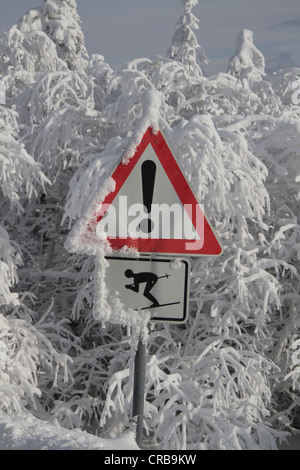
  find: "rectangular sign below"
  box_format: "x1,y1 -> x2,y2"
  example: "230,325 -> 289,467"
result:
105,257 -> 190,323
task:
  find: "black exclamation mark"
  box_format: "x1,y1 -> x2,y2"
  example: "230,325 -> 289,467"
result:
140,160 -> 156,234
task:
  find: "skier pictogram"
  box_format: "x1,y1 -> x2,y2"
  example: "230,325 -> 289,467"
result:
124,269 -> 179,309
104,256 -> 190,323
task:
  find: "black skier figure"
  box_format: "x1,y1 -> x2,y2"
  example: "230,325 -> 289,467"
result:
124,269 -> 159,307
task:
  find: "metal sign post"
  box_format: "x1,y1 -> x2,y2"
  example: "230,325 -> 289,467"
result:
105,256 -> 190,448
132,338 -> 147,448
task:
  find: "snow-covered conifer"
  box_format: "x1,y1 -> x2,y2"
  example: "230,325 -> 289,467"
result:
0,0 -> 94,424
0,103 -> 73,417
0,106 -> 47,307
167,0 -> 208,78
1,9 -> 66,76
61,2 -> 299,449
1,0 -> 300,450
228,29 -> 265,86
41,0 -> 88,70
271,67 -> 300,111
0,0 -> 88,92
226,30 -> 282,115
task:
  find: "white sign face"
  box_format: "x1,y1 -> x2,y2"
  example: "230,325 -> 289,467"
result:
66,127 -> 222,257
97,144 -> 202,243
105,257 -> 190,323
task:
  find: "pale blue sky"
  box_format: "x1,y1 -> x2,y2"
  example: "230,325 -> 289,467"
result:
0,0 -> 299,75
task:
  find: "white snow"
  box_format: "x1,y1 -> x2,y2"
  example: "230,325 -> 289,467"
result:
227,29 -> 265,86
0,411 -> 298,450
0,0 -> 299,451
0,412 -> 139,450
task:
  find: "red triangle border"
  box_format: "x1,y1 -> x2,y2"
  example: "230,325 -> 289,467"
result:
90,127 -> 222,256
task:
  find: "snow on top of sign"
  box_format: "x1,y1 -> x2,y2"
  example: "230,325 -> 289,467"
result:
65,89 -> 168,257
64,176 -> 116,256
122,89 -> 163,163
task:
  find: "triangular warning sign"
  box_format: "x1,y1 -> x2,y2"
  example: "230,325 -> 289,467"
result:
70,127 -> 222,257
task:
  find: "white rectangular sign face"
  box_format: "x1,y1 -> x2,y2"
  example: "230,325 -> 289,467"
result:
105,257 -> 190,323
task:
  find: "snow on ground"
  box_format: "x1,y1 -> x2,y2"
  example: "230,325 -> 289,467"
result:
0,413 -> 139,450
1,412 -> 300,450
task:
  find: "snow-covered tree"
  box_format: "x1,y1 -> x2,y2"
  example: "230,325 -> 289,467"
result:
0,106 -> 45,306
228,29 -> 265,86
0,0 -> 94,423
16,0 -> 88,71
225,32 -> 300,434
167,0 -> 208,78
227,30 -> 282,116
270,67 -> 300,109
40,0 -> 88,70
0,102 -> 73,416
1,0 -> 299,450
64,52 -> 295,449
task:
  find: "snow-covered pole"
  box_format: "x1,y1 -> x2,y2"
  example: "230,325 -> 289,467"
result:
132,338 -> 147,449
